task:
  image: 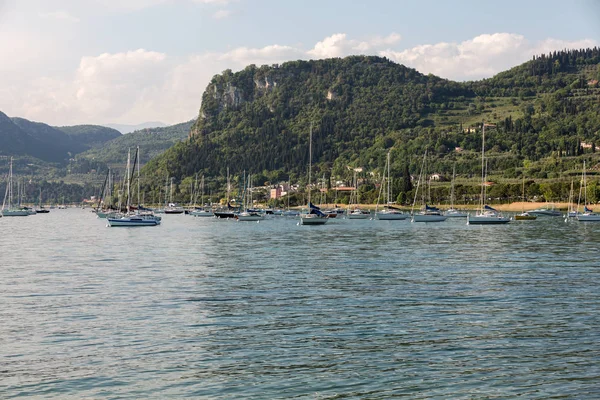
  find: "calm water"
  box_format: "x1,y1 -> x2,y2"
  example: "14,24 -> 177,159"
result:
1,209 -> 599,399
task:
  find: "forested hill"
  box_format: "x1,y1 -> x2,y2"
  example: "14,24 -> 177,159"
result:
0,112 -> 121,163
146,49 -> 600,186
78,120 -> 194,166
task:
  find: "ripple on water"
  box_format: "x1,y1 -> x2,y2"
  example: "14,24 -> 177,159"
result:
0,210 -> 599,398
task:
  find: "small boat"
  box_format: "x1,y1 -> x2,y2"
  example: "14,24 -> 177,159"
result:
346,169 -> 369,219
444,208 -> 468,218
283,209 -> 300,217
526,204 -> 562,217
323,210 -> 338,218
375,150 -> 408,221
348,208 -> 371,219
515,176 -> 536,221
467,123 -> 510,225
577,162 -> 600,222
2,158 -> 30,217
107,147 -> 161,227
237,211 -> 264,221
190,208 -> 214,217
413,205 -> 448,222
444,165 -> 467,218
300,124 -> 327,226
165,203 -> 185,214
35,188 -> 50,213
411,150 -> 447,223
514,212 -> 536,221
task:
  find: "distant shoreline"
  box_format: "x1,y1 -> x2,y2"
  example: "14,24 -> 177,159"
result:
316,202 -> 590,212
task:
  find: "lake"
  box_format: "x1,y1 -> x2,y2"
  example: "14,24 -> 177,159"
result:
1,209 -> 599,398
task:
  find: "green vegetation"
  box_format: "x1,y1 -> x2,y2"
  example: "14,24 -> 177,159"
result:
144,49 -> 600,205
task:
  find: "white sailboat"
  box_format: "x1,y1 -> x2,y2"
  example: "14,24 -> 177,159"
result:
376,150 -> 408,220
238,174 -> 264,221
107,147 -> 161,227
2,158 -> 29,217
577,161 -> 600,221
300,123 -> 328,225
467,123 -> 510,225
411,150 -> 447,222
347,168 -> 370,219
445,164 -> 467,218
191,175 -> 214,217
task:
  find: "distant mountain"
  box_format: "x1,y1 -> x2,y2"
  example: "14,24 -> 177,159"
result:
0,111 -> 30,157
105,121 -> 167,134
79,120 -> 194,166
0,112 -> 124,163
57,125 -> 122,148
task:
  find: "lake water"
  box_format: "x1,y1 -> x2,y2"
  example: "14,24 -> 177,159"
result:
1,209 -> 599,398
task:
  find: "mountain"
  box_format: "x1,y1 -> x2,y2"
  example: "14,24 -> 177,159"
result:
144,49 -> 600,203
78,120 -> 194,166
106,121 -> 167,134
0,113 -> 122,163
57,125 -> 122,148
0,111 -> 30,157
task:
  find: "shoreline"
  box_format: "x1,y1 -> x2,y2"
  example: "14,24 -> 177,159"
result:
312,202 -> 589,212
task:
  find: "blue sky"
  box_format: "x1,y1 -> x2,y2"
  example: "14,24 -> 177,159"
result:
0,0 -> 598,126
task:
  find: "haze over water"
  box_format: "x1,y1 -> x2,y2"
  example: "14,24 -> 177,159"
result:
1,209 -> 599,398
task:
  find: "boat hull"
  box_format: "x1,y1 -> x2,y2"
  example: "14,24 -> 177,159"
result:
527,210 -> 562,217
412,214 -> 447,222
348,213 -> 370,219
214,211 -> 236,219
577,214 -> 600,221
300,215 -> 328,225
376,212 -> 408,220
515,215 -> 537,220
1,209 -> 30,216
191,210 -> 214,217
107,218 -> 161,227
445,211 -> 468,218
468,215 -> 510,224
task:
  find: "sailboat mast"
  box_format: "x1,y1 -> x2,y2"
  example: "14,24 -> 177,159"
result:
480,123 -> 486,211
126,148 -> 131,212
583,161 -> 587,207
387,151 -> 391,205
451,164 -> 456,209
137,146 -> 141,208
308,123 -> 312,205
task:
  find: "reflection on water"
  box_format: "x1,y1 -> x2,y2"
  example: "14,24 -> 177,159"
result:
1,210 -> 599,398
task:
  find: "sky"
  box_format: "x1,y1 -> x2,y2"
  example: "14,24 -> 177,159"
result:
0,0 -> 599,126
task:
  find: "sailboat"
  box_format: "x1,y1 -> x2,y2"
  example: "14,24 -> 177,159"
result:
411,150 -> 447,222
283,179 -> 299,217
237,173 -> 264,221
347,168 -> 371,219
467,123 -> 510,225
2,158 -> 29,216
566,180 -> 579,218
515,175 -> 536,220
35,188 -> 50,213
300,123 -> 328,225
577,161 -> 600,221
191,175 -> 214,217
376,150 -> 408,220
107,147 -> 161,227
214,167 -> 237,218
165,177 -> 184,214
445,164 -> 467,218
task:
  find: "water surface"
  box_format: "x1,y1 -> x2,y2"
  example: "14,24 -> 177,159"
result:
1,209 -> 599,398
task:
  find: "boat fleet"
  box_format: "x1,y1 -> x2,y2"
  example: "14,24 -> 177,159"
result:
4,120 -> 600,225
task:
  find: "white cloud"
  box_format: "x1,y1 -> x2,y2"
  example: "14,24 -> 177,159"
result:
39,10 -> 80,23
212,9 -> 231,19
308,32 -> 401,58
380,33 -> 598,80
0,31 -> 597,126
